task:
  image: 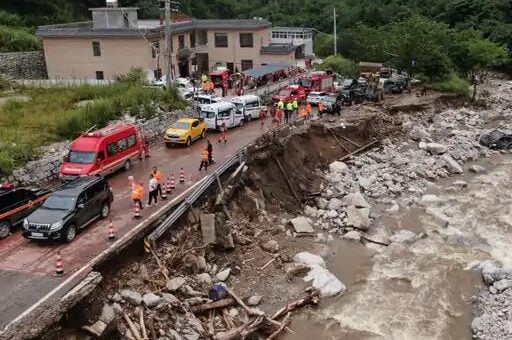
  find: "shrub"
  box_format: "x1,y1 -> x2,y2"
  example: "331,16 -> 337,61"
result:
0,25 -> 41,52
116,67 -> 148,85
316,55 -> 359,78
431,73 -> 470,96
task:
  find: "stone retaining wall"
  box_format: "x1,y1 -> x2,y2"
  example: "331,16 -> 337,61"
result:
0,51 -> 47,79
1,109 -> 189,185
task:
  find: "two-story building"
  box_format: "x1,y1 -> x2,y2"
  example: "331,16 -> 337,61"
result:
36,6 -> 299,80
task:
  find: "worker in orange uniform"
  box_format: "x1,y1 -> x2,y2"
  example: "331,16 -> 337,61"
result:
131,182 -> 144,209
218,122 -> 227,143
152,166 -> 163,198
318,100 -> 324,118
276,108 -> 283,127
208,80 -> 215,95
259,108 -> 266,130
199,147 -> 209,171
306,102 -> 312,124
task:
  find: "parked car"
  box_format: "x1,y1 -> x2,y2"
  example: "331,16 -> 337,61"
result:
60,123 -> 142,181
479,129 -> 512,150
200,102 -> 244,131
306,91 -> 327,106
342,79 -> 357,91
271,85 -> 307,103
340,89 -> 355,106
164,118 -> 207,147
23,176 -> 113,243
0,183 -> 51,239
322,93 -> 343,113
230,95 -> 266,121
194,94 -> 224,111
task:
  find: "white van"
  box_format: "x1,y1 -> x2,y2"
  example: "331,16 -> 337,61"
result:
230,95 -> 266,121
199,102 -> 245,131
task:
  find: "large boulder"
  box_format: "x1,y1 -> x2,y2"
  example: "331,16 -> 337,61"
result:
442,154 -> 463,174
345,206 -> 371,230
410,125 -> 431,141
329,161 -> 349,173
289,216 -> 314,233
293,252 -> 326,268
328,198 -> 343,211
344,192 -> 370,209
120,290 -> 142,306
303,265 -> 346,297
419,142 -> 448,155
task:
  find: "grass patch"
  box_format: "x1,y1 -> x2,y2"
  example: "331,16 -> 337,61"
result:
0,79 -> 185,175
431,73 -> 470,96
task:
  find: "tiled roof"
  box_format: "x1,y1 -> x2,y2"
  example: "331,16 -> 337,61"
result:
36,19 -> 272,38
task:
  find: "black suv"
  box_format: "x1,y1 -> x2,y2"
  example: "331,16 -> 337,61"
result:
23,176 -> 113,243
0,184 -> 51,239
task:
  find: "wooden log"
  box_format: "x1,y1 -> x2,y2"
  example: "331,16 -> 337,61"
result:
225,287 -> 256,316
214,317 -> 265,340
338,140 -> 379,162
190,298 -> 236,314
260,257 -> 276,271
267,312 -> 291,340
123,313 -> 143,340
272,155 -> 300,201
361,235 -> 389,247
271,289 -> 320,320
139,309 -> 148,340
327,128 -> 351,153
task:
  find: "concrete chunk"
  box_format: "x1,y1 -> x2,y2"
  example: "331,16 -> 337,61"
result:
344,192 -> 370,208
289,216 -> 314,233
200,214 -> 216,244
120,289 -> 142,306
346,206 -> 370,230
143,292 -> 162,308
329,161 -> 349,173
166,277 -> 186,292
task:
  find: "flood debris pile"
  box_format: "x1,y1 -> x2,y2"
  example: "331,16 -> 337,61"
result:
473,262 -> 512,340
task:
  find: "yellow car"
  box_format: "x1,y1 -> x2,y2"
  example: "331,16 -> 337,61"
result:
164,118 -> 207,147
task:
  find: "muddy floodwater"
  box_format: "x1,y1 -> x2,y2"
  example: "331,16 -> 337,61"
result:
284,153 -> 512,340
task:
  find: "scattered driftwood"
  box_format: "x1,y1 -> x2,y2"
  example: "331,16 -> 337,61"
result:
327,128 -> 351,153
140,309 -> 148,340
271,288 -> 320,320
267,312 -> 291,340
191,298 -> 236,314
123,313 -> 143,340
260,258 -> 276,271
225,287 -> 256,316
361,235 -> 389,247
338,140 -> 379,162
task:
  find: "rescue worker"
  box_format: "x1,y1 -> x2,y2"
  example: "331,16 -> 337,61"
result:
292,98 -> 298,119
201,73 -> 208,83
222,79 -> 228,97
141,135 -> 150,158
207,139 -> 214,164
208,80 -> 215,95
259,107 -> 266,130
306,102 -> 312,123
218,122 -> 227,143
318,100 -> 324,118
299,104 -> 307,119
285,101 -> 293,124
269,104 -> 276,126
131,181 -> 144,209
277,99 -> 284,111
199,147 -> 209,171
276,107 -> 283,127
152,166 -> 163,198
148,173 -> 158,207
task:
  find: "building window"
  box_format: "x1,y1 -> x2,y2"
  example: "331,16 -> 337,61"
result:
190,33 -> 195,48
214,33 -> 228,48
92,41 -> 101,56
241,60 -> 253,71
178,35 -> 185,49
152,41 -> 160,58
197,30 -> 207,45
271,32 -> 278,39
239,33 -> 253,48
96,71 -> 104,80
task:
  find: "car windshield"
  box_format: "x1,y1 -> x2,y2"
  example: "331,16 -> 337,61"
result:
324,95 -> 337,102
197,97 -> 211,104
301,79 -> 312,87
42,195 -> 76,211
173,122 -> 190,130
200,111 -> 216,119
68,150 -> 96,164
279,90 -> 291,96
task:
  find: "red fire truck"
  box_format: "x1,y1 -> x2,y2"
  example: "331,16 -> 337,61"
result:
299,71 -> 334,94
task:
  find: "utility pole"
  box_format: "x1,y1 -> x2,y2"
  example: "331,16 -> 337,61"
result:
333,7 -> 337,56
163,0 -> 172,87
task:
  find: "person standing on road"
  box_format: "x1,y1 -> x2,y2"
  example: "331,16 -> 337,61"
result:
131,182 -> 144,209
292,98 -> 298,120
306,102 -> 312,122
259,107 -> 266,130
318,100 -> 324,118
207,139 -> 214,164
199,147 -> 209,171
285,101 -> 293,124
148,174 -> 158,207
152,166 -> 163,198
218,123 -> 227,143
276,107 -> 283,127
277,99 -> 284,111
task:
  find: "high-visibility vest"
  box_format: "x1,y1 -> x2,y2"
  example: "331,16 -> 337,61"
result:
293,100 -> 298,109
201,149 -> 209,161
153,170 -> 162,183
318,102 -> 324,112
277,100 -> 284,109
286,102 -> 293,111
306,103 -> 312,113
131,185 -> 143,200
201,74 -> 208,82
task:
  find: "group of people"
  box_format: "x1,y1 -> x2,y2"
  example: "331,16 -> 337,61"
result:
130,166 -> 165,209
268,98 -> 317,127
201,73 -> 230,97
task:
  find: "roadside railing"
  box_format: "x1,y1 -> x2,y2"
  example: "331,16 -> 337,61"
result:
146,120 -> 296,244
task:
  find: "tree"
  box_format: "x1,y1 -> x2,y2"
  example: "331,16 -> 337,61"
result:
317,55 -> 358,77
314,33 -> 335,58
457,38 -> 508,100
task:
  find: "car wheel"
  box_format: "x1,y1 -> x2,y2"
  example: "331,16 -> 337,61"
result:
186,137 -> 192,146
165,142 -> 173,148
100,202 -> 110,219
247,115 -> 252,122
201,130 -> 206,139
63,225 -> 76,243
0,221 -> 10,239
124,160 -> 131,172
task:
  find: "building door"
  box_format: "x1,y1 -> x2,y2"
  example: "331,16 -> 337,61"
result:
179,59 -> 190,78
196,53 -> 209,73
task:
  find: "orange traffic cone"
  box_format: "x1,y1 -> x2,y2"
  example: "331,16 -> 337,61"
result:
179,168 -> 185,184
161,183 -> 168,200
170,174 -> 176,190
107,219 -> 115,241
166,178 -> 172,193
134,204 -> 141,219
55,251 -> 64,277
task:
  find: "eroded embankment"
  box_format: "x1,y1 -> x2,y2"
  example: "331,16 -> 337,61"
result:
40,117 -> 390,340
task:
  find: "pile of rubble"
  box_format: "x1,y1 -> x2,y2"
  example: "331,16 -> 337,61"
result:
472,262 -> 512,340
